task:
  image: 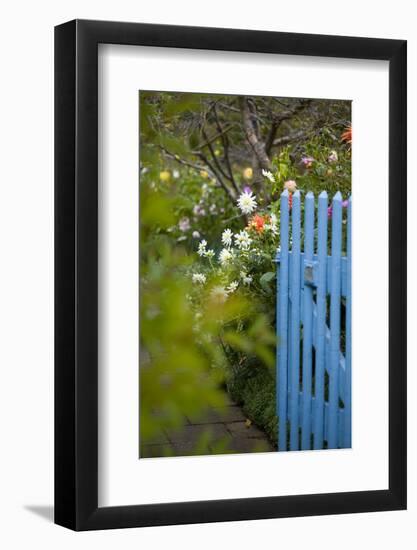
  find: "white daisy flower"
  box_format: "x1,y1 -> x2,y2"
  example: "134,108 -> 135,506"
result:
197,240 -> 207,256
221,228 -> 233,248
262,169 -> 275,183
192,273 -> 207,285
205,249 -> 215,259
210,285 -> 228,303
265,212 -> 278,235
240,271 -> 253,285
219,248 -> 233,265
234,230 -> 252,250
237,190 -> 257,215
227,281 -> 239,293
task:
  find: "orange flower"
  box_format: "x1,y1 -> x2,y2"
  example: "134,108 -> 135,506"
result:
248,214 -> 268,233
341,125 -> 352,144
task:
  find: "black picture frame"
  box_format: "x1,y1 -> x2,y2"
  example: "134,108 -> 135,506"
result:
55,19 -> 407,531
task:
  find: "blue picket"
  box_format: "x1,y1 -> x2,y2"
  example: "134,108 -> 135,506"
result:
301,192 -> 315,450
344,197 -> 352,447
277,190 -> 290,451
289,191 -> 301,451
313,191 -> 328,449
328,192 -> 342,449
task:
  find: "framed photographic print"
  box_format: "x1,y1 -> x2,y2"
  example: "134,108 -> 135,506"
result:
55,19 -> 407,530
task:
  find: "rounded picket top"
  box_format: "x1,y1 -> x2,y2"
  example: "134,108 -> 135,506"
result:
333,190 -> 343,203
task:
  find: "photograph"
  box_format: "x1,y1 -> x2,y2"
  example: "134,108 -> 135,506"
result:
139,90 -> 352,458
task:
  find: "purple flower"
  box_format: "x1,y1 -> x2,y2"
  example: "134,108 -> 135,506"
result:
193,204 -> 206,217
243,186 -> 252,194
328,200 -> 349,218
178,217 -> 191,232
301,156 -> 314,168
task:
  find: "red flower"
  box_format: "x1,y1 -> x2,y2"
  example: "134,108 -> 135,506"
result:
341,126 -> 352,144
248,214 -> 268,233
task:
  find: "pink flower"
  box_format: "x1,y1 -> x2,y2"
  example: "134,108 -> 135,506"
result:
301,156 -> 314,168
284,180 -> 297,193
178,217 -> 191,232
328,150 -> 338,163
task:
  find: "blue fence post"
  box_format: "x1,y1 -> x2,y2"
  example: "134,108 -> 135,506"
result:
328,192 -> 343,448
277,190 -> 290,451
289,191 -> 301,451
313,191 -> 328,449
301,192 -> 315,450
344,196 -> 352,447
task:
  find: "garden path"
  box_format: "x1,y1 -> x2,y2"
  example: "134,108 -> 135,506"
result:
141,395 -> 275,458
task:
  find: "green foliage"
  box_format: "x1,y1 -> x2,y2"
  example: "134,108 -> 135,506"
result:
140,182 -> 276,451
227,361 -> 278,447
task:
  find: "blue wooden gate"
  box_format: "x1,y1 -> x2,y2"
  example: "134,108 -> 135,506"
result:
275,189 -> 351,451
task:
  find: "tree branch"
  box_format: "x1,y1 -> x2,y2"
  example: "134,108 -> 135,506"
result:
212,104 -> 240,194
272,130 -> 308,147
239,96 -> 271,171
195,150 -> 237,202
159,144 -> 237,203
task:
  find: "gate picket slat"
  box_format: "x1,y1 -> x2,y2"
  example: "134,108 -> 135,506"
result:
277,190 -> 290,451
344,197 -> 352,447
313,191 -> 328,449
328,192 -> 343,449
289,191 -> 301,451
301,192 -> 315,450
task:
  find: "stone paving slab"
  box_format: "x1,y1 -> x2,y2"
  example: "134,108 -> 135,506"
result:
225,421 -> 266,439
141,397 -> 275,458
168,423 -> 229,443
186,405 -> 247,425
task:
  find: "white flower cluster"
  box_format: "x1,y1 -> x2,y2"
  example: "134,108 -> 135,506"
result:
227,281 -> 239,293
240,271 -> 253,286
234,230 -> 252,250
210,280 -> 239,304
264,213 -> 278,235
262,169 -> 275,183
219,248 -> 233,265
221,228 -> 233,248
197,239 -> 215,258
210,285 -> 229,303
192,273 -> 207,285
